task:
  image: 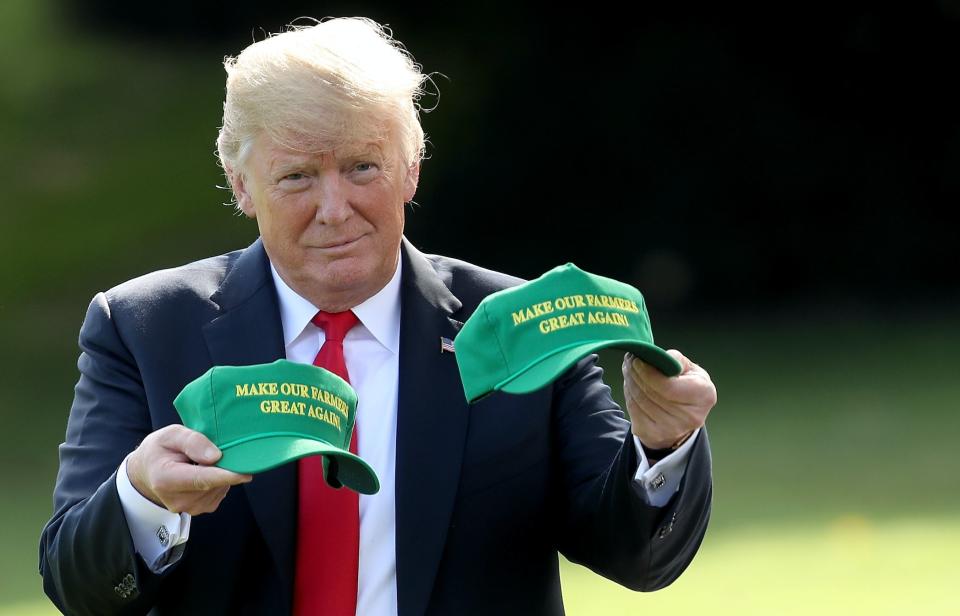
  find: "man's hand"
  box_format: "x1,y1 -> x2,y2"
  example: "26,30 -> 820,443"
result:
622,350 -> 717,450
126,425 -> 253,515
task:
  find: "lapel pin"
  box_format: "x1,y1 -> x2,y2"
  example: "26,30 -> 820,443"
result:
440,337 -> 456,354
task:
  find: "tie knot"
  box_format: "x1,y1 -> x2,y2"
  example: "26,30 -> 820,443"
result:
311,310 -> 359,343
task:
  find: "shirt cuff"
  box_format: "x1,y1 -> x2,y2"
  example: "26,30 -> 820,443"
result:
632,428 -> 700,508
116,453 -> 191,573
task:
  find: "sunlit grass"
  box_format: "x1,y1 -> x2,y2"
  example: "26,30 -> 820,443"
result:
0,602 -> 57,616
561,515 -> 960,615
12,517 -> 958,615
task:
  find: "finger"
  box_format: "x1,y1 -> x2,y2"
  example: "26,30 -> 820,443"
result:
155,425 -> 222,465
156,461 -> 252,493
666,349 -> 694,375
666,350 -> 714,385
628,351 -> 689,383
625,383 -> 659,427
624,386 -> 687,447
631,354 -> 712,406
632,379 -> 686,417
190,465 -> 253,491
621,353 -> 638,385
627,383 -> 686,430
628,356 -> 672,394
624,356 -> 663,421
640,382 -> 713,434
632,368 -> 705,414
625,373 -> 689,432
190,485 -> 232,515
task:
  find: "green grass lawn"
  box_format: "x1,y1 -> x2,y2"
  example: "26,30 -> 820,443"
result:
562,515 -> 960,615
10,519 -> 960,615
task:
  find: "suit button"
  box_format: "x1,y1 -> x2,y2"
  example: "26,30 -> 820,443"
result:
114,573 -> 137,599
658,512 -> 677,539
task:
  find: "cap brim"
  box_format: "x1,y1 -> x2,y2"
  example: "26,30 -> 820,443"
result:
217,436 -> 380,495
497,339 -> 682,396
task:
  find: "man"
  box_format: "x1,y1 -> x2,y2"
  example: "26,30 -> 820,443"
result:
40,17 -> 716,616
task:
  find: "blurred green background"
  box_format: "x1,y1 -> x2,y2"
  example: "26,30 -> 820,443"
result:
3,1 -> 958,614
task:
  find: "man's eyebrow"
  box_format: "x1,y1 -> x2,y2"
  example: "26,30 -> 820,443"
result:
337,145 -> 383,160
268,155 -> 310,175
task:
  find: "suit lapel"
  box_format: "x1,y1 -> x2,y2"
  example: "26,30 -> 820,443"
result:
201,238 -> 297,614
395,238 -> 469,616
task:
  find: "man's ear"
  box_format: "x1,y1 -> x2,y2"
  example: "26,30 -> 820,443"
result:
403,162 -> 420,203
229,166 -> 256,218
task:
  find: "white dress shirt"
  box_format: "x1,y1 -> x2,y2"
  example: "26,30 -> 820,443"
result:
116,255 -> 697,615
273,260 -> 402,615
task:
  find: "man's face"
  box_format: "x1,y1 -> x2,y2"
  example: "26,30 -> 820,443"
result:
233,134 -> 419,310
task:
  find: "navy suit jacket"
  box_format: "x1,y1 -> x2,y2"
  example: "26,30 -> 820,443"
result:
40,237 -> 712,615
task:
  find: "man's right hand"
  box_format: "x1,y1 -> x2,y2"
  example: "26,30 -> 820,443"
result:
126,424 -> 253,515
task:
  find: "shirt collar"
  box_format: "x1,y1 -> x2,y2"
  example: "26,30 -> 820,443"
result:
270,257 -> 402,355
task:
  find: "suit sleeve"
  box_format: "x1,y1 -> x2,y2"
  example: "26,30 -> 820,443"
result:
39,293 -> 174,615
552,355 -> 713,591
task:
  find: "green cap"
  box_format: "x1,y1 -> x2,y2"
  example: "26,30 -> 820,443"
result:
454,263 -> 681,403
174,359 -> 379,495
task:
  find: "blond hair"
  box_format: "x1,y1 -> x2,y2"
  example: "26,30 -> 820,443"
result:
216,17 -> 429,189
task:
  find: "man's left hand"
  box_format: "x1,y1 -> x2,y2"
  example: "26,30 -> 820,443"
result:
621,350 -> 717,451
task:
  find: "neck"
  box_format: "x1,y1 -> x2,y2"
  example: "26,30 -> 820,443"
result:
274,260 -> 398,313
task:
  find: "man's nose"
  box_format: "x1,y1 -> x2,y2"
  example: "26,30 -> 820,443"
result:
314,175 -> 351,225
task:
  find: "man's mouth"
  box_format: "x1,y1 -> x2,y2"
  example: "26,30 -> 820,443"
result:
315,235 -> 364,250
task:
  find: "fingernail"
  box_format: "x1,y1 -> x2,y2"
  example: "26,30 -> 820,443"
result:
205,447 -> 219,460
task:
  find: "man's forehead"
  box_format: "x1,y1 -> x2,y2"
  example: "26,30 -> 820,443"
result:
263,138 -> 384,162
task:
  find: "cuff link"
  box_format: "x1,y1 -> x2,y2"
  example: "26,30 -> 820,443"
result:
157,525 -> 170,547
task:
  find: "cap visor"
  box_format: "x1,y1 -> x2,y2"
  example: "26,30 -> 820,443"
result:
498,339 -> 682,396
217,435 -> 380,495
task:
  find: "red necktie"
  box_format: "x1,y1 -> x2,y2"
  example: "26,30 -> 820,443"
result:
293,310 -> 360,616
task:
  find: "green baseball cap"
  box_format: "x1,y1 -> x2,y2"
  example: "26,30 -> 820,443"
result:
174,359 -> 379,495
454,263 -> 681,403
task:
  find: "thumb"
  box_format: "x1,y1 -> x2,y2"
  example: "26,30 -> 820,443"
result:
160,425 -> 222,465
185,433 -> 223,465
666,349 -> 694,375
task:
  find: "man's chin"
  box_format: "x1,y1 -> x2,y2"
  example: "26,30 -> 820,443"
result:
299,260 -> 390,305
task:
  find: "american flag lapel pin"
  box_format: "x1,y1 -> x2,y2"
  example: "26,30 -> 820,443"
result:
440,337 -> 455,354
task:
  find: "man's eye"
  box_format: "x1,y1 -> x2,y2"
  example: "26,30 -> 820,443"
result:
354,162 -> 378,173
282,173 -> 306,181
